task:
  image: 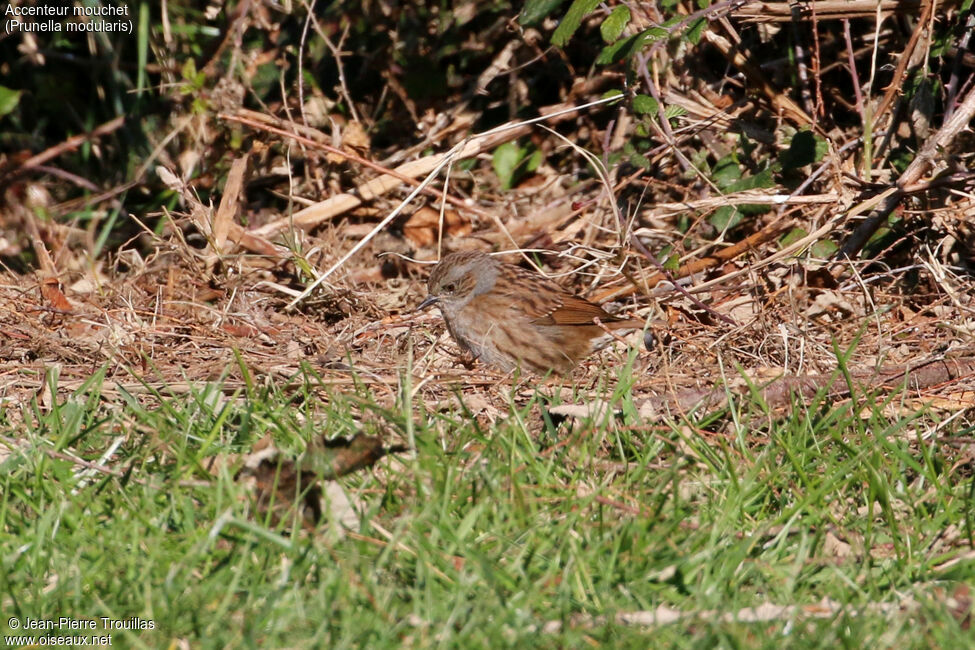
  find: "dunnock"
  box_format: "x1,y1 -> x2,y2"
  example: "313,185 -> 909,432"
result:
417,250 -> 644,374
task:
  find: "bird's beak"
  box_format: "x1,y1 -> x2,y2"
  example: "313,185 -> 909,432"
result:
416,295 -> 439,312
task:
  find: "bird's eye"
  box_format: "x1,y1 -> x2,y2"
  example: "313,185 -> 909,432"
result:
444,282 -> 457,293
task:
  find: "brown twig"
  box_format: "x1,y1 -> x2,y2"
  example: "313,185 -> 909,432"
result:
702,30 -> 822,134
835,82 -> 975,267
212,154 -> 249,254
642,356 -> 975,415
594,217 -> 792,303
733,0 -> 930,21
872,0 -> 935,123
226,97 -> 613,242
220,110 -> 492,232
200,0 -> 252,78
2,115 -> 126,181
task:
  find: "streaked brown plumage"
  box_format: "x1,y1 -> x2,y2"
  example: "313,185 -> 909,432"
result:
417,251 -> 643,375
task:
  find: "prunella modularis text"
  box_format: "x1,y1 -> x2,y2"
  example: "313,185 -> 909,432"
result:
417,251 -> 644,374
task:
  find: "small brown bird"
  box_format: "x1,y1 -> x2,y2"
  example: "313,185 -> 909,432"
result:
417,250 -> 644,375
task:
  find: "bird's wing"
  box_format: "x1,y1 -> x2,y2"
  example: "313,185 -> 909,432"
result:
496,265 -> 613,326
543,293 -> 618,326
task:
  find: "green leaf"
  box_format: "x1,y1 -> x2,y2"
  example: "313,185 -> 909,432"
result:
664,105 -> 687,120
628,150 -> 652,170
520,0 -> 566,26
685,17 -> 707,44
663,253 -> 680,272
779,130 -> 826,170
723,168 -> 775,192
712,155 -> 741,188
552,0 -> 600,47
689,149 -> 710,175
622,143 -> 644,170
600,6 -> 630,43
718,168 -> 776,219
709,163 -> 775,230
633,94 -> 658,115
596,28 -> 662,64
596,33 -> 639,64
181,58 -> 197,81
493,142 -> 543,191
780,228 -> 807,247
602,89 -> 625,100
709,206 -> 742,231
889,147 -> 913,174
493,142 -> 523,190
811,239 -> 839,258
0,85 -> 22,119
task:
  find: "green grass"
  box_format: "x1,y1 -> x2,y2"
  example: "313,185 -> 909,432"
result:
1,360 -> 973,648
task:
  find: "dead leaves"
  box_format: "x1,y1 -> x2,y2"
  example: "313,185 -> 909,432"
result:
303,433 -> 408,480
402,206 -> 471,247
234,433 -> 407,533
237,446 -> 328,531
